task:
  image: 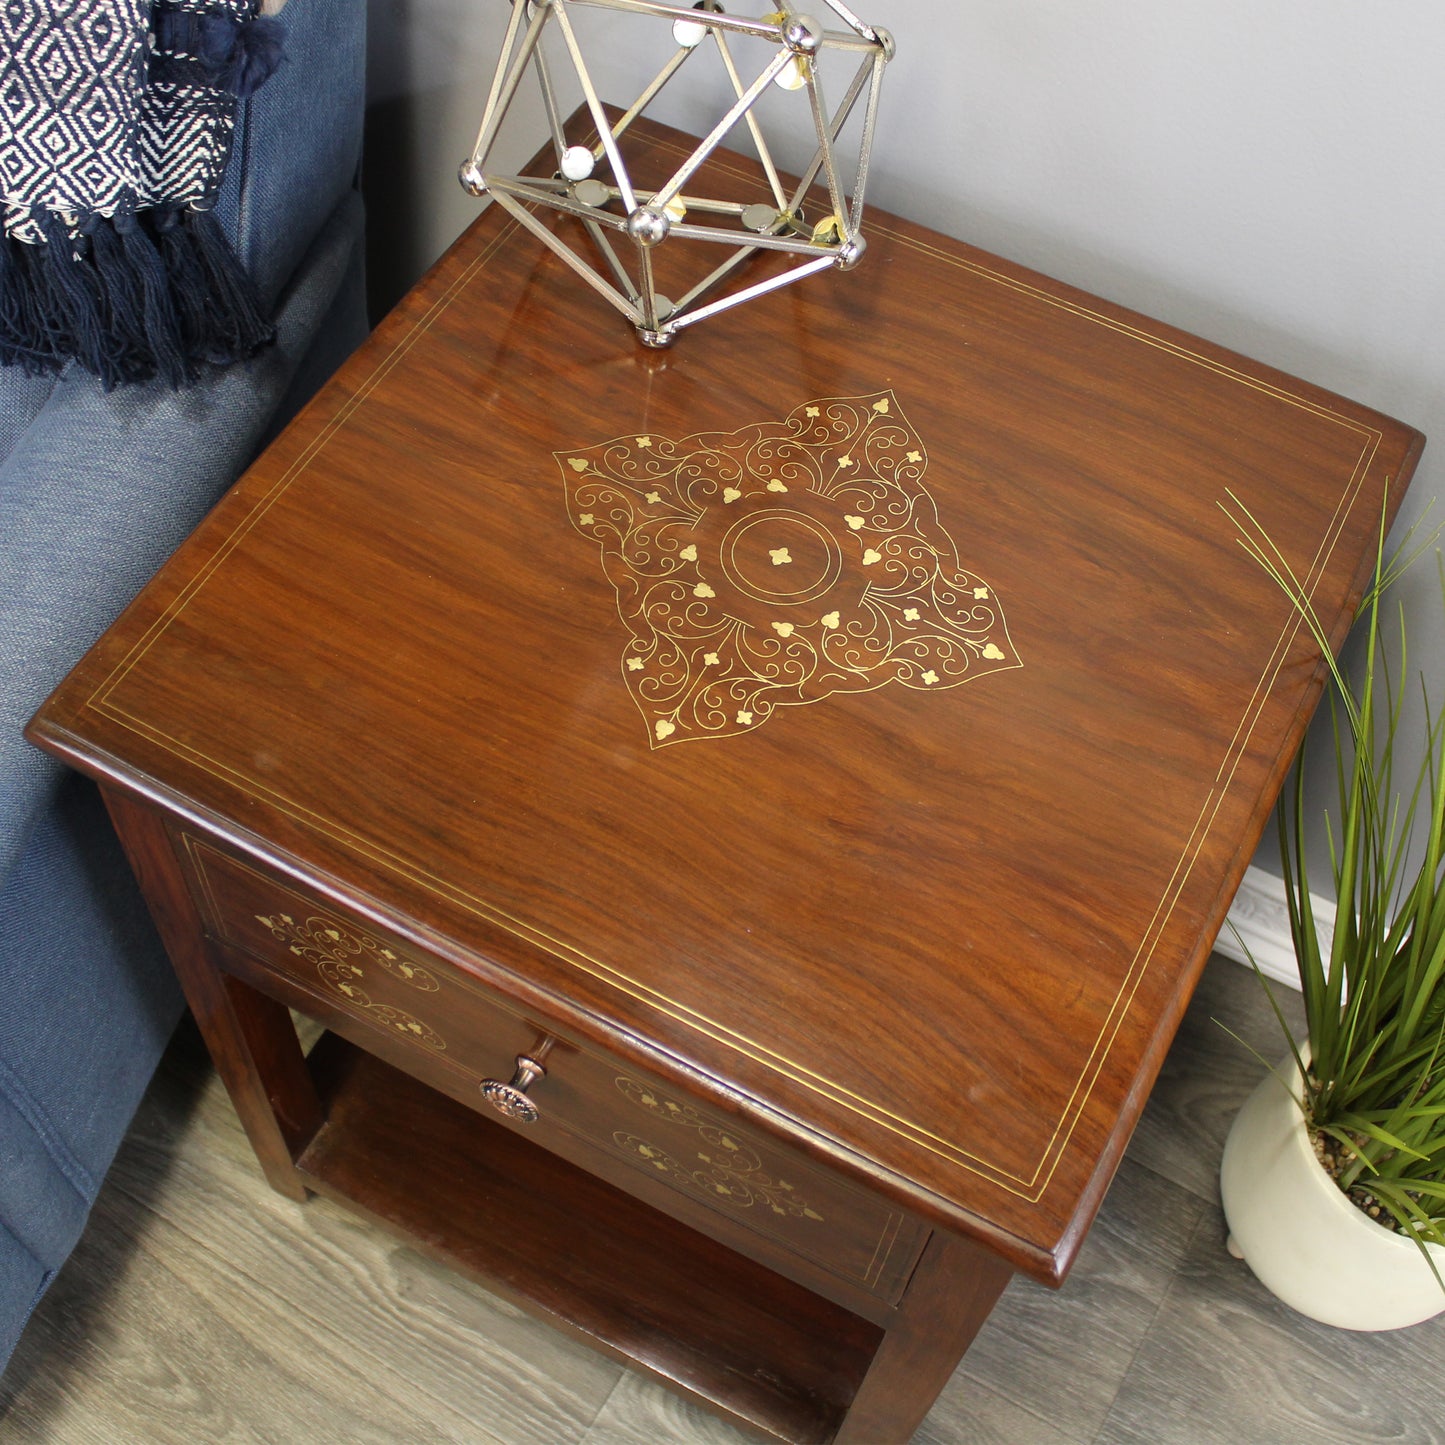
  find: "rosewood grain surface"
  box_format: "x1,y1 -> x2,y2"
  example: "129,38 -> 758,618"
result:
28,117 -> 1422,1284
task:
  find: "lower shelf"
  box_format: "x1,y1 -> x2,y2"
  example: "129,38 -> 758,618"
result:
295,1032 -> 883,1445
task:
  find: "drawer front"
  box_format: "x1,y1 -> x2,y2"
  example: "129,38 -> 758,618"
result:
181,834 -> 926,1301
539,1054 -> 924,1299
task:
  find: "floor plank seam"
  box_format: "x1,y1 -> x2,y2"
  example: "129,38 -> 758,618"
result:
1085,1256 -> 1181,1445
983,1380 -> 1072,1445
1124,1152 -> 1219,1210
578,1370 -> 635,1442
99,1172 -> 556,1441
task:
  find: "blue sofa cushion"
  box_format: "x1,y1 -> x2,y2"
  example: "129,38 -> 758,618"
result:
0,0 -> 367,1375
0,1222 -> 46,1373
0,776 -> 175,1272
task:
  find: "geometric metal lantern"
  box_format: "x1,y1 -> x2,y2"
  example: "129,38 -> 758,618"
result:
459,0 -> 893,347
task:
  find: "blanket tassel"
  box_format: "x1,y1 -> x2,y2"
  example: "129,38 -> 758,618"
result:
188,210 -> 275,361
0,208 -> 275,390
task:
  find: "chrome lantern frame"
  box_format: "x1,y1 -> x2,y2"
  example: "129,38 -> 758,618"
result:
460,0 -> 893,347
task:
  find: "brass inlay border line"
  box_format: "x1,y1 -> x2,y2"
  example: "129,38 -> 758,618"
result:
82,152 -> 1389,1209
864,1208 -> 904,1290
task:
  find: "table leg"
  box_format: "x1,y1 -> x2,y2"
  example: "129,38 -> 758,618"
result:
102,788 -> 321,1201
835,1230 -> 1013,1444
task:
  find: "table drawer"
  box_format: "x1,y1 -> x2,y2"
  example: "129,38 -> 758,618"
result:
540,1051 -> 925,1302
180,834 -> 926,1302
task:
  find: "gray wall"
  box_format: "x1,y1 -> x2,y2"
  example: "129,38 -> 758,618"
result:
364,0 -> 1445,890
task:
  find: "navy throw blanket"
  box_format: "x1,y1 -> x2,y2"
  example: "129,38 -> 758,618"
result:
0,0 -> 285,389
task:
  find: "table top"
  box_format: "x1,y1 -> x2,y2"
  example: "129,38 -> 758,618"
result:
30,118 -> 1422,1284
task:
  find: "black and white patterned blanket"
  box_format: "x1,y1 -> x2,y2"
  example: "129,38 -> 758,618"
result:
0,0 -> 284,387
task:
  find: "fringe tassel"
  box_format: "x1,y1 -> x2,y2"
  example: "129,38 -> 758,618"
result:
151,11 -> 285,98
37,212 -> 114,388
85,218 -> 145,369
117,212 -> 189,388
0,208 -> 275,390
0,233 -> 44,372
154,209 -> 215,359
188,210 -> 273,360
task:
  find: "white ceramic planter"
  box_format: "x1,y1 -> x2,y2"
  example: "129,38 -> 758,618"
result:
1220,1059 -> 1445,1330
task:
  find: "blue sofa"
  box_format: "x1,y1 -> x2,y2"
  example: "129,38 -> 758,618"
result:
0,0 -> 368,1372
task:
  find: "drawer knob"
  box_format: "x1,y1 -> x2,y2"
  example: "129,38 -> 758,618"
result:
480,1054 -> 547,1124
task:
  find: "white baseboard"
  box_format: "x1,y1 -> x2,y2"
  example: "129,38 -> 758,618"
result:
1216,865 -> 1336,992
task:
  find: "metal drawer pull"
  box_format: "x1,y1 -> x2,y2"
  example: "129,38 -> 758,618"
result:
480,1054 -> 547,1124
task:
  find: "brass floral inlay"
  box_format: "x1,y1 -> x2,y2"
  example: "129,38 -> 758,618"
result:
559,390 -> 1020,747
251,912 -> 439,990
254,912 -> 446,1051
614,1076 -> 823,1221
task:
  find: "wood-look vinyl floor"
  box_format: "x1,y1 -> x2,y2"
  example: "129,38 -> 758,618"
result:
4,953 -> 1445,1445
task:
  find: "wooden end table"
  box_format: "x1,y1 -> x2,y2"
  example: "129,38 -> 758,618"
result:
29,117 -> 1421,1443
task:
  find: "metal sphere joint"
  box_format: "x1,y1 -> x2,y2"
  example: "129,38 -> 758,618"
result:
782,14 -> 824,54
626,207 -> 672,247
457,159 -> 487,197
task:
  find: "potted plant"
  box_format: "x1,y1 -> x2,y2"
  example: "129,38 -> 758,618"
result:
1219,496 -> 1445,1331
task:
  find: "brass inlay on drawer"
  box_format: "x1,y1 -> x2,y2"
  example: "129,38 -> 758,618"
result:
253,911 -> 447,1052
252,911 -> 440,990
186,834 -> 923,1298
614,1076 -> 824,1223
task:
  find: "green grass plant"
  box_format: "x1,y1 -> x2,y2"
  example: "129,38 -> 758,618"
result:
1227,491 -> 1445,1281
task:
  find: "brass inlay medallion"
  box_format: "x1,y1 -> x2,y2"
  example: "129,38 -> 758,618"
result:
253,912 -> 446,1051
559,390 -> 1021,747
614,1076 -> 823,1221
